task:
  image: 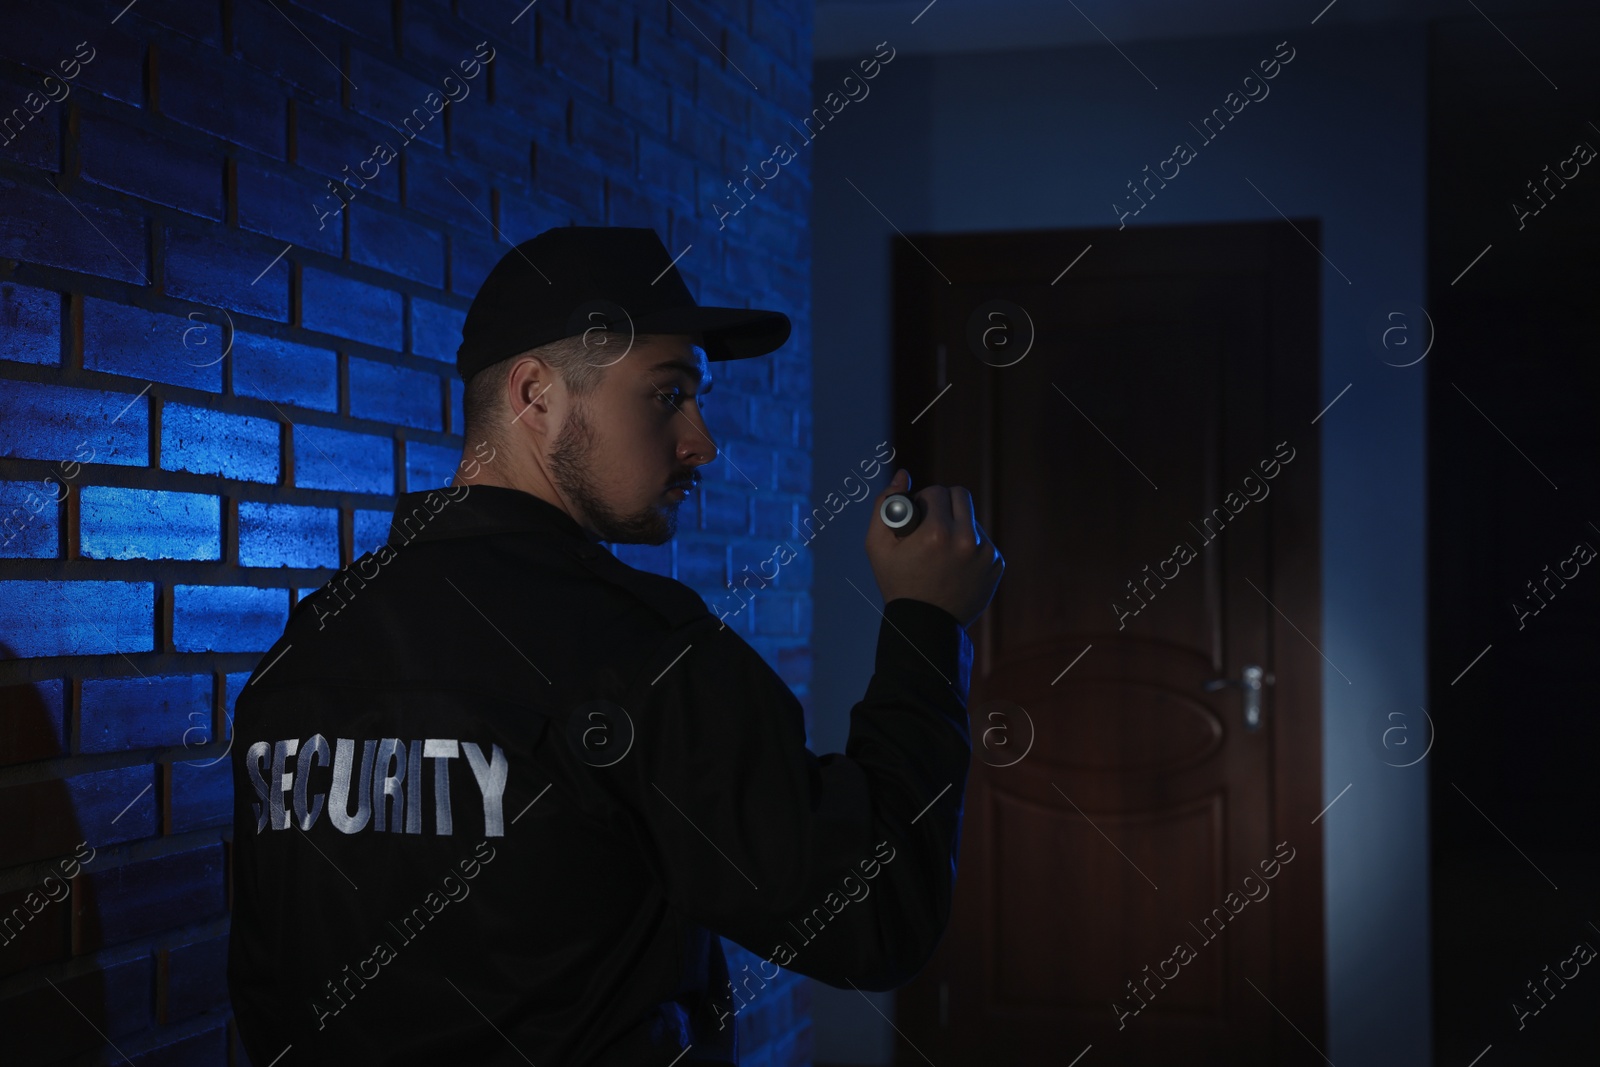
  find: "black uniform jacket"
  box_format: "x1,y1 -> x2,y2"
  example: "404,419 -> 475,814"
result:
228,481 -> 975,1066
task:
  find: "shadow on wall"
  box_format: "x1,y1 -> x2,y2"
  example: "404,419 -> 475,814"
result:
0,651 -> 238,1062
1,660 -> 106,1062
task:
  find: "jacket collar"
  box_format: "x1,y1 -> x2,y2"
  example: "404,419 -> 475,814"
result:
386,483 -> 604,554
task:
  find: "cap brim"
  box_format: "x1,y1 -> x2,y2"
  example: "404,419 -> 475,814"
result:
629,306 -> 791,361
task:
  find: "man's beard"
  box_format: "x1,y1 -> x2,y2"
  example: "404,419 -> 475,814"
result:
547,397 -> 679,545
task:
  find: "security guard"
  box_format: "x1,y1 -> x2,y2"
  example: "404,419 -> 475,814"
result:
228,227 -> 1005,1065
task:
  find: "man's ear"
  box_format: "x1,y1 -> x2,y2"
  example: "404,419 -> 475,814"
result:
506,355 -> 555,430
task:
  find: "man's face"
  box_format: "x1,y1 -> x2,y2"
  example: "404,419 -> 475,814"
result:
547,334 -> 718,545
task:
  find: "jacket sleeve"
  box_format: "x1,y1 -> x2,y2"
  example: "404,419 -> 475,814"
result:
613,595 -> 974,991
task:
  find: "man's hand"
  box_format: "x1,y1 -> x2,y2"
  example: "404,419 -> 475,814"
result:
866,468 -> 1004,628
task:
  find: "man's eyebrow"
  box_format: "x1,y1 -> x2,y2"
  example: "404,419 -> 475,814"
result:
648,359 -> 714,393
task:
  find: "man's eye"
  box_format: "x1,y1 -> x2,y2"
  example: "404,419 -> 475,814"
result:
658,389 -> 705,408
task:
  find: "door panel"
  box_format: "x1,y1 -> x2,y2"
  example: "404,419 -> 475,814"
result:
891,222 -> 1324,1066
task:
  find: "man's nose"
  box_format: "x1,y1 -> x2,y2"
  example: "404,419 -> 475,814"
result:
678,404 -> 719,466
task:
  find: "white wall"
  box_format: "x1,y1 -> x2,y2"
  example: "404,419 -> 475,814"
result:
806,20 -> 1431,1065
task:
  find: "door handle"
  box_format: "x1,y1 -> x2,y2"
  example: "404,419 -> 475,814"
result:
1202,665 -> 1273,732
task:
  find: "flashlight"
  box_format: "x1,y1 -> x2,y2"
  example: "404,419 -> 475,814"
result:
879,492 -> 923,538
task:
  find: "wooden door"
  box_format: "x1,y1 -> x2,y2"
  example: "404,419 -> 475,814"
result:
891,221 -> 1326,1066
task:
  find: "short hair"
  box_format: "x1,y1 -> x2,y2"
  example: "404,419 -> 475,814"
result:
460,330 -> 632,445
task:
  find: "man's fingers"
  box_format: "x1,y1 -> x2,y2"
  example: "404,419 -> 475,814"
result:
949,487 -> 978,545
919,485 -> 955,530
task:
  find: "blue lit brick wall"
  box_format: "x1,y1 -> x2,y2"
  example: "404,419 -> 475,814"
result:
0,0 -> 815,1062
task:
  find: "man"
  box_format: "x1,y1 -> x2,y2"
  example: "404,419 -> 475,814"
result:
228,226 -> 1005,1065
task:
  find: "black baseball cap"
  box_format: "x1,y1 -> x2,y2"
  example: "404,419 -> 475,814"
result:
455,226 -> 792,382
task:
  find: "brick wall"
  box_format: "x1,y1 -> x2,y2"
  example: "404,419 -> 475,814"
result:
0,0 -> 814,1062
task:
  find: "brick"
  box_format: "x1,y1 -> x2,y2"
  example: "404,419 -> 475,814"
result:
230,330 -> 339,413
301,266 -> 402,350
455,0 -> 533,56
572,97 -> 637,171
0,70 -> 62,170
752,495 -> 797,540
232,0 -> 341,97
0,281 -> 61,365
402,9 -> 494,83
613,62 -> 670,132
773,349 -> 808,399
607,181 -> 670,233
0,175 -> 149,285
82,297 -> 216,393
695,0 -> 750,28
76,844 -> 226,951
696,60 -> 750,135
404,440 -> 461,491
79,109 -> 223,220
671,95 -> 723,163
292,423 -> 394,493
349,357 -> 444,431
637,18 -> 698,88
348,49 -> 447,150
349,203 -> 445,287
130,1022 -> 230,1066
163,226 -> 291,323
161,933 -> 230,1023
715,441 -> 770,495
0,764 -> 157,868
638,137 -> 696,208
539,11 -> 611,100
169,755 -> 231,833
666,0 -> 733,52
451,101 -> 538,177
492,62 -> 569,137
236,160 -> 343,256
770,63 -> 810,118
0,1 -> 145,107
1,478 -> 61,559
534,145 -> 606,221
678,537 -> 727,588
411,297 -> 467,364
450,232 -> 502,297
0,580 -> 154,657
0,379 -> 148,466
722,29 -> 775,94
745,206 -> 806,260
773,448 -> 809,496
296,105 -> 403,204
734,540 -> 808,591
80,486 -> 221,562
405,149 -> 492,231
0,957 -> 151,1063
172,584 -> 289,652
238,500 -> 339,568
286,0 -> 389,43
161,401 -> 281,484
80,672 -> 211,754
499,188 -> 567,244
449,376 -> 465,433
698,483 -> 744,533
574,0 -> 637,54
614,540 -> 671,576
159,41 -> 285,158
225,670 -> 252,720
353,507 -> 394,554
0,677 -> 65,766
748,396 -> 800,447
125,0 -> 221,45
749,5 -> 797,68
